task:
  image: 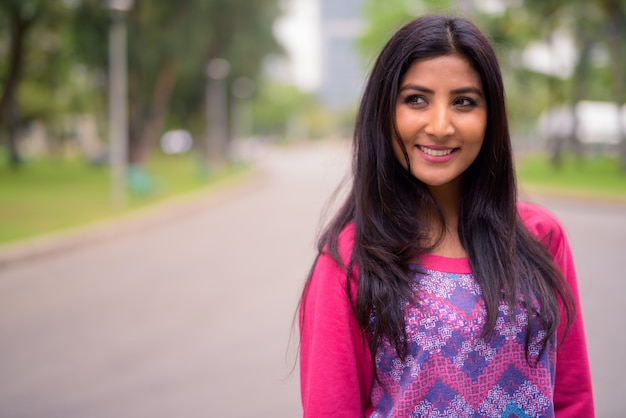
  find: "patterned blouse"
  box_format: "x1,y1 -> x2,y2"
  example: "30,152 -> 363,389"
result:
370,255 -> 555,417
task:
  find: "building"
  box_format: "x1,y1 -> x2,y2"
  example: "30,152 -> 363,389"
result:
317,0 -> 366,109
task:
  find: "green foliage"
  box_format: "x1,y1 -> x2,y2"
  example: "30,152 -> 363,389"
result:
0,0 -> 284,165
162,0 -> 283,138
0,0 -> 74,120
357,0 -> 414,59
251,81 -> 313,137
250,80 -> 357,141
358,0 -> 459,60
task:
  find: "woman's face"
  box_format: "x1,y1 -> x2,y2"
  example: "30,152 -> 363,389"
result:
393,53 -> 487,196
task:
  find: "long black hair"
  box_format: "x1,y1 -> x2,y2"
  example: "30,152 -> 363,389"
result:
302,14 -> 574,365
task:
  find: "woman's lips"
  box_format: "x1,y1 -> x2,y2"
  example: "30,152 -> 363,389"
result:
418,145 -> 454,157
416,145 -> 459,162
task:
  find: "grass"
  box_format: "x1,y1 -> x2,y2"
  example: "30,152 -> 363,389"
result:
516,152 -> 626,200
0,152 -> 249,246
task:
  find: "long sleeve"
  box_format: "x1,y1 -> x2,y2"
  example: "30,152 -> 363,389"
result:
518,202 -> 595,417
299,226 -> 374,417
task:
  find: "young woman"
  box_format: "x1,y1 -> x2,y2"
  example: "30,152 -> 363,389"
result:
299,14 -> 594,418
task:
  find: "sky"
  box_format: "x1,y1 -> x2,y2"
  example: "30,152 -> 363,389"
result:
273,0 -> 322,91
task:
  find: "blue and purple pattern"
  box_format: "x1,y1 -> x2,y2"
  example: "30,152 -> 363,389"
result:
369,267 -> 556,418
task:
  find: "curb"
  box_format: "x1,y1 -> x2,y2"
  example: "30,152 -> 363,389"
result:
519,184 -> 626,208
0,167 -> 267,269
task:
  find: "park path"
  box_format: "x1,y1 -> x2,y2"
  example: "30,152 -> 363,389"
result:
0,140 -> 350,418
0,140 -> 625,417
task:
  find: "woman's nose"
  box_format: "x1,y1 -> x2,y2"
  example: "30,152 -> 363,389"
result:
424,104 -> 455,138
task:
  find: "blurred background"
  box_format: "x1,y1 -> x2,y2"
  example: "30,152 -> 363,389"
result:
1,0 -> 626,217
0,0 -> 625,417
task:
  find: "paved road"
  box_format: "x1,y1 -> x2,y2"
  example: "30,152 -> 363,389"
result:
527,195 -> 626,418
0,141 -> 624,417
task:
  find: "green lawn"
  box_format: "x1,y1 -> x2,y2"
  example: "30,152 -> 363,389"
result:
0,152 -> 248,245
516,153 -> 626,200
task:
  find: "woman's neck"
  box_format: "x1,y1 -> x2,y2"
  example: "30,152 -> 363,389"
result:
427,182 -> 467,258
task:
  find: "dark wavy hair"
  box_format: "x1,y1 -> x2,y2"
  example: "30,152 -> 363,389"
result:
302,14 -> 574,365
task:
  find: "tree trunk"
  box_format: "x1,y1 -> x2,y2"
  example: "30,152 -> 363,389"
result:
0,7 -> 37,168
6,98 -> 21,169
604,0 -> 626,170
128,56 -> 177,164
567,25 -> 592,160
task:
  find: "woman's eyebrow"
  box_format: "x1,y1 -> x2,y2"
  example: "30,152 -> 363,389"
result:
398,84 -> 433,94
451,87 -> 484,97
398,84 -> 483,97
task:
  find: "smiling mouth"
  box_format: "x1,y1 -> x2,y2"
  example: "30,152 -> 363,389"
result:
418,146 -> 456,157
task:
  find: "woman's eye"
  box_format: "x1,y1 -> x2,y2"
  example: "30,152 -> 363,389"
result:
454,97 -> 476,107
404,95 -> 425,106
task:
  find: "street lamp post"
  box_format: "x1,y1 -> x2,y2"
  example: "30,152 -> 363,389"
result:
206,58 -> 230,168
231,77 -> 255,142
107,0 -> 133,208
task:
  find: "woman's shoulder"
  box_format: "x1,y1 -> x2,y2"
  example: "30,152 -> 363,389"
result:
320,222 -> 356,264
337,222 -> 356,253
309,222 -> 358,299
517,201 -> 564,231
516,201 -> 567,255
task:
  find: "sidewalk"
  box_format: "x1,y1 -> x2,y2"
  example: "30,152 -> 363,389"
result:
0,167 -> 265,268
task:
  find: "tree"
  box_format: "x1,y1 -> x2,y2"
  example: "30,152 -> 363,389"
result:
599,0 -> 626,169
0,0 -> 48,167
1,0 -> 283,169
358,0 -> 473,58
71,0 -> 283,165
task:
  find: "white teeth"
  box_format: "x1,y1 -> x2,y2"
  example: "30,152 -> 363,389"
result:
419,146 -> 453,156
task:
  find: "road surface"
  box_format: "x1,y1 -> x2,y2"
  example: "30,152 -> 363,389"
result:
0,140 -> 624,417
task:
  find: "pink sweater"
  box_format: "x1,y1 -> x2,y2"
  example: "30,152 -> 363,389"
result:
300,202 -> 594,417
